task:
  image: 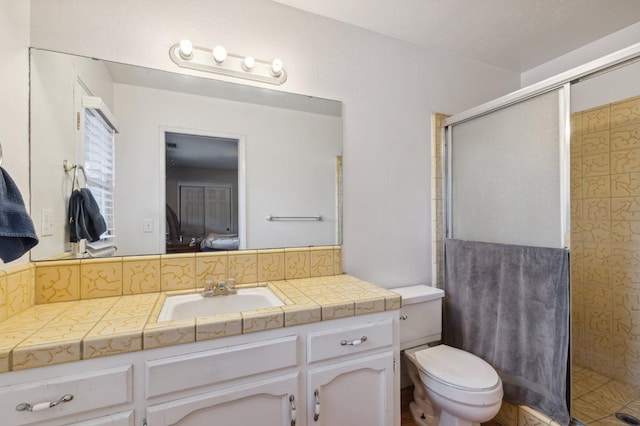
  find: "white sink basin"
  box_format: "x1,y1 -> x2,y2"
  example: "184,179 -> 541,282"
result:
158,287 -> 284,322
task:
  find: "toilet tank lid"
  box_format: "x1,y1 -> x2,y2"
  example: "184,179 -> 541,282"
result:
391,285 -> 444,305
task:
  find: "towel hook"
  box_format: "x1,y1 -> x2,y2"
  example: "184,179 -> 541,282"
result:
63,160 -> 88,191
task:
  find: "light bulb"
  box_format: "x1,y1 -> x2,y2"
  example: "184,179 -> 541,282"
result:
212,45 -> 227,64
242,56 -> 255,71
271,58 -> 283,77
179,39 -> 193,60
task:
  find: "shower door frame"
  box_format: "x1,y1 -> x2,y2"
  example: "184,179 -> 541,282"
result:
439,41 -> 640,423
442,41 -> 640,246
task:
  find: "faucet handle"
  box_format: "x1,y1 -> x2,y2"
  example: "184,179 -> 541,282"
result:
205,280 -> 214,290
225,278 -> 236,289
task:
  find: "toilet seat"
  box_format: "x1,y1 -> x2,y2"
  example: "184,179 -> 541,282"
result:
414,345 -> 500,392
404,344 -> 503,408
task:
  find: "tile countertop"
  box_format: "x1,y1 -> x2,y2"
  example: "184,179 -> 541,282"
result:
0,274 -> 401,372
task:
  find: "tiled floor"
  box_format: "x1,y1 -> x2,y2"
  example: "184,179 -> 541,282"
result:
401,385 -> 501,426
572,365 -> 640,425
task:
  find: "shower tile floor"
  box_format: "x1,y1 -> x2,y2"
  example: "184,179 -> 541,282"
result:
572,365 -> 640,425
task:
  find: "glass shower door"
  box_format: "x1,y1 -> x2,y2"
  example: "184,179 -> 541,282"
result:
445,86 -> 570,248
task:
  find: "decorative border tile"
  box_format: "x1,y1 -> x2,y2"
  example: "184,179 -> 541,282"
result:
80,258 -> 123,299
36,260 -> 80,303
160,254 -> 195,291
122,256 -> 161,295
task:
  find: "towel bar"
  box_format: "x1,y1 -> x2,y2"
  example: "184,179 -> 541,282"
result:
266,215 -> 322,221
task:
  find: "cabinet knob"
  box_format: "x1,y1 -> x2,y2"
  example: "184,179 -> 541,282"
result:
314,389 -> 320,421
340,336 -> 367,346
16,394 -> 74,412
290,395 -> 296,426
399,315 -> 408,320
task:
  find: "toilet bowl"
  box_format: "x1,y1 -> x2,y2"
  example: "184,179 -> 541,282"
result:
392,285 -> 503,426
405,344 -> 503,426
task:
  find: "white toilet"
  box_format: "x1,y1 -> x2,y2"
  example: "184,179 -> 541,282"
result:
392,285 -> 503,426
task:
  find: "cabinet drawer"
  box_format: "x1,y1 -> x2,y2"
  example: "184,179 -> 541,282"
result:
146,335 -> 298,398
68,410 -> 134,426
0,365 -> 133,426
307,319 -> 393,363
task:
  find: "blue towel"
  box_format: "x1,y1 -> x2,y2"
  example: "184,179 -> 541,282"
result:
0,167 -> 38,262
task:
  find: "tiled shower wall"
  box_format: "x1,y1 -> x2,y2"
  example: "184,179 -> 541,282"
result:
571,94 -> 640,385
432,113 -> 447,289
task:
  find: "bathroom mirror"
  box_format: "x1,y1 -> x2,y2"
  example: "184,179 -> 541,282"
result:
29,48 -> 343,261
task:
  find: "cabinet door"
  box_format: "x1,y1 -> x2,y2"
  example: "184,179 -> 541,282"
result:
308,352 -> 394,426
145,373 -> 299,426
67,410 -> 134,426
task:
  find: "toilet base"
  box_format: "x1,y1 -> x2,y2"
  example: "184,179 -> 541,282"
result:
439,410 -> 480,426
409,401 -> 439,426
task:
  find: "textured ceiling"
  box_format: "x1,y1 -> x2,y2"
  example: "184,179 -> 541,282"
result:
273,0 -> 640,72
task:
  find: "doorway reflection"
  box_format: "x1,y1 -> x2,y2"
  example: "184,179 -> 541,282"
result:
165,132 -> 239,253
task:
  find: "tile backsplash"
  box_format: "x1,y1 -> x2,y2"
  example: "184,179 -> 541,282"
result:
0,246 -> 342,322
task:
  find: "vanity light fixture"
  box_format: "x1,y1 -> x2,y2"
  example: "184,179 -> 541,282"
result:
271,58 -> 283,77
212,45 -> 227,64
178,39 -> 193,60
242,56 -> 255,72
169,40 -> 287,85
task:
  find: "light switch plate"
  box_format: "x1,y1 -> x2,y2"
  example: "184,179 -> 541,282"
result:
143,218 -> 154,233
41,209 -> 54,236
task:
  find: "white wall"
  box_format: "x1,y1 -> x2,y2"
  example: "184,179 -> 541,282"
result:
571,60 -> 640,112
522,22 -> 640,87
28,0 -> 520,287
113,83 -> 341,255
0,0 -> 30,268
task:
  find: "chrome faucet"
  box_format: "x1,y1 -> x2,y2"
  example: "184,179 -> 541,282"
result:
202,280 -> 237,297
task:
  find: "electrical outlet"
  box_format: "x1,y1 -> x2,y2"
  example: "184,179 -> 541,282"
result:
41,209 -> 54,236
143,218 -> 154,233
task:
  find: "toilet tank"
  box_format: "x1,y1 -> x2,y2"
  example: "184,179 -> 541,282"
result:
391,285 -> 444,350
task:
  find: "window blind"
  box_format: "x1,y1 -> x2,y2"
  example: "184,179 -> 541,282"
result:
84,108 -> 115,239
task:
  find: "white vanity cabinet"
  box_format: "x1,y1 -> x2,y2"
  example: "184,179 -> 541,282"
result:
67,411 -> 135,426
306,319 -> 395,426
0,311 -> 398,426
145,373 -> 299,426
307,352 -> 394,426
0,365 -> 134,426
143,335 -> 300,425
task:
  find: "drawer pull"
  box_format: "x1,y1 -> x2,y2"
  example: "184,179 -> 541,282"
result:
290,395 -> 296,426
399,315 -> 408,320
16,394 -> 74,412
340,336 -> 367,346
313,389 -> 320,421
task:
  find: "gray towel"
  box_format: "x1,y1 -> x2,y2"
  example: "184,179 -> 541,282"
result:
68,188 -> 107,243
0,167 -> 38,262
444,239 -> 570,425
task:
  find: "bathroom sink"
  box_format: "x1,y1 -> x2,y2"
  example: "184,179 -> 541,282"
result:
158,287 -> 284,322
